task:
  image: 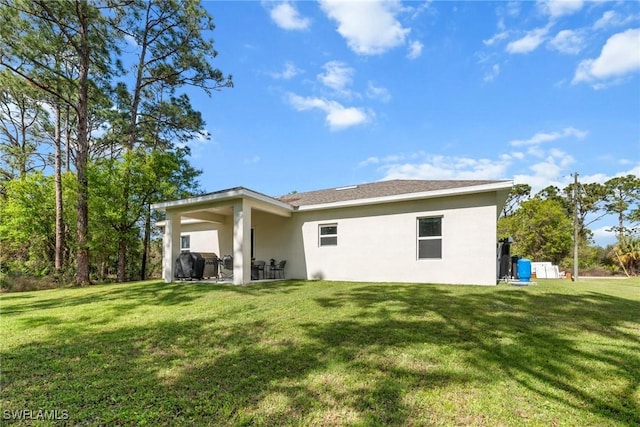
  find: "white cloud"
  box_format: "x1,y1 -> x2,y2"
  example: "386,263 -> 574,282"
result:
269,2 -> 310,31
386,157 -> 510,181
368,152 -> 512,181
506,26 -> 551,54
287,93 -> 370,130
359,152 -> 421,167
512,149 -> 575,192
270,61 -> 302,79
366,82 -> 391,102
549,29 -> 584,54
318,0 -> 410,55
593,10 -> 616,30
509,127 -> 588,147
580,165 -> 640,185
525,145 -> 546,159
573,28 -> 640,86
318,61 -> 354,95
369,147 -> 574,194
407,40 -> 423,59
512,154 -> 640,197
361,146 -> 572,186
539,0 -> 584,19
579,172 -> 611,185
358,156 -> 380,167
124,34 -> 138,48
620,164 -> 640,178
406,1 -> 432,20
506,2 -> 521,17
484,31 -> 509,46
593,10 -> 635,30
591,225 -> 617,245
484,64 -> 500,82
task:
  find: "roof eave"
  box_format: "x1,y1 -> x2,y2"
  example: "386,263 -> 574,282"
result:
151,187 -> 294,213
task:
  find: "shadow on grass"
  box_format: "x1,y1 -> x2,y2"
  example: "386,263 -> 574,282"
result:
2,315 -> 431,425
312,284 -> 640,425
1,282 -> 639,425
0,279 -> 305,317
0,294 -> 35,300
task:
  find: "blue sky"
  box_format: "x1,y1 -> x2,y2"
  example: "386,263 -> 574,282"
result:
183,1 -> 639,245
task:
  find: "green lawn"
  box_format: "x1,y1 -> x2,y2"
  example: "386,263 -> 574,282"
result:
1,278 -> 639,426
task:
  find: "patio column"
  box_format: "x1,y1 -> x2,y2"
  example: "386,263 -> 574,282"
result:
163,210 -> 181,283
232,199 -> 252,285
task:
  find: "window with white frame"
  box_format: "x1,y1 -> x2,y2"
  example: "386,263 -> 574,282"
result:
180,235 -> 190,251
319,224 -> 338,246
417,217 -> 442,259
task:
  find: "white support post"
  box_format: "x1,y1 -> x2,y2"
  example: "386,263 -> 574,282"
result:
232,200 -> 252,285
163,210 -> 181,283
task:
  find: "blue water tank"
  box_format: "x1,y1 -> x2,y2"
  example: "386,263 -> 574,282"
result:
518,258 -> 532,282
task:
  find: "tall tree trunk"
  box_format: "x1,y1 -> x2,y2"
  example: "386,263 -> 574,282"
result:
618,212 -> 624,238
117,237 -> 127,282
116,3 -> 150,283
54,102 -> 64,273
75,0 -> 91,286
117,172 -> 131,282
140,203 -> 151,280
19,100 -> 28,178
65,105 -> 71,173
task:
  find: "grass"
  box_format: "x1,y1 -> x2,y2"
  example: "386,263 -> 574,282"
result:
1,278 -> 639,426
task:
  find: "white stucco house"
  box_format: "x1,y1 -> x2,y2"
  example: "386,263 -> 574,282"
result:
152,179 -> 513,286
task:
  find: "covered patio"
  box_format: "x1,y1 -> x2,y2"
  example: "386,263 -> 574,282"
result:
152,187 -> 293,285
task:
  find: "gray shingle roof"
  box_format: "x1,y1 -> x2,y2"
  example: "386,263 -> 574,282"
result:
277,179 -> 509,207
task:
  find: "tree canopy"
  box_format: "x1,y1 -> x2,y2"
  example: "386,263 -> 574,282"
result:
0,0 -> 231,285
498,176 -> 640,274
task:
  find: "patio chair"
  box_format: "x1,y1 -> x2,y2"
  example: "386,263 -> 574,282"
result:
219,255 -> 233,281
253,260 -> 266,280
270,260 -> 286,279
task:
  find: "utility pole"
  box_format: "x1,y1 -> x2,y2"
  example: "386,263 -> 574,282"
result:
573,172 -> 579,281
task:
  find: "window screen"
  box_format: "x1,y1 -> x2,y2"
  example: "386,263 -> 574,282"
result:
181,235 -> 190,250
417,217 -> 442,259
319,224 -> 338,246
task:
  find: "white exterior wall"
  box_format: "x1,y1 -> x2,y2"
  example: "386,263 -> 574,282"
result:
179,221 -> 227,255
284,192 -> 499,285
250,210 -> 292,263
